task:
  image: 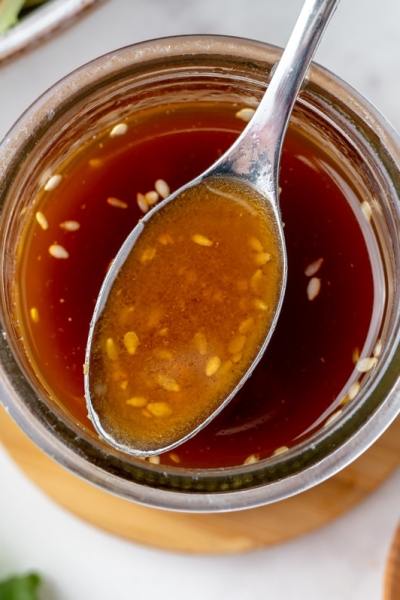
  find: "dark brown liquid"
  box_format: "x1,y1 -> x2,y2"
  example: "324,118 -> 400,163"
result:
16,102 -> 374,468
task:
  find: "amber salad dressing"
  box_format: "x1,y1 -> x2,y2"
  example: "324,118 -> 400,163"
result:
89,175 -> 283,452
15,102 -> 375,468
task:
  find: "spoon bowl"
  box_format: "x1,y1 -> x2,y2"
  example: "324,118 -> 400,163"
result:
85,0 -> 341,456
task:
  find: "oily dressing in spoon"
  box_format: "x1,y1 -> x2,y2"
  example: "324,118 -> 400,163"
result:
87,176 -> 283,454
86,0 -> 341,454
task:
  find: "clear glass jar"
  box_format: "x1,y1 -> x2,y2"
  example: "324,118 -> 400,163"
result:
0,35 -> 400,512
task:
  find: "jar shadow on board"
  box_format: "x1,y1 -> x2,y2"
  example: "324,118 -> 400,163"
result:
0,36 -> 400,513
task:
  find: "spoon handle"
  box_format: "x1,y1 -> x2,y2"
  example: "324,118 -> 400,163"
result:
212,0 -> 341,198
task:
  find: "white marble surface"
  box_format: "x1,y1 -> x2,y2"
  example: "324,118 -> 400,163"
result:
0,0 -> 400,598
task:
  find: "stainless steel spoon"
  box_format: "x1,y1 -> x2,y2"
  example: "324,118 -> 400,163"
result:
84,0 -> 341,456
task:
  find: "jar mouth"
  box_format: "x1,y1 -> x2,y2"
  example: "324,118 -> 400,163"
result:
1,34 -> 400,512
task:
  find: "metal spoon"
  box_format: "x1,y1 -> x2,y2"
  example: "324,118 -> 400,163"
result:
84,0 -> 341,456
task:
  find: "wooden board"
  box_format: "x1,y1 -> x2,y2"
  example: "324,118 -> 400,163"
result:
385,522 -> 400,600
1,404 -> 400,554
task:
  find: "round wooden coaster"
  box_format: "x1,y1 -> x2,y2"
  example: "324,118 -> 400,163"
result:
385,522 -> 400,600
1,404 -> 399,554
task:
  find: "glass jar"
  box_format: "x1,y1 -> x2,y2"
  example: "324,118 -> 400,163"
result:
0,35 -> 400,512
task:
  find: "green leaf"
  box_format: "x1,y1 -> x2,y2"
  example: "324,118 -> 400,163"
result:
23,1 -> 49,7
0,573 -> 41,600
0,0 -> 26,34
0,0 -> 49,34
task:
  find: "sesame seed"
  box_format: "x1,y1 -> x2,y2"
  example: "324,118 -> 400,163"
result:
89,159 -> 103,168
126,396 -> 147,408
243,453 -> 259,465
35,211 -> 48,230
109,123 -> 128,137
145,191 -> 159,206
157,233 -> 174,245
192,234 -> 213,247
148,455 -> 161,464
147,401 -> 173,417
49,244 -> 69,259
30,307 -> 39,323
157,374 -> 180,392
140,247 -> 156,263
324,409 -> 343,427
250,269 -> 263,293
272,446 -> 289,456
235,107 -> 255,122
60,220 -> 80,231
253,298 -> 268,311
155,179 -> 170,199
307,277 -> 321,300
169,453 -> 180,463
206,356 -> 221,376
123,331 -> 139,355
193,331 -> 208,355
147,307 -> 162,329
105,337 -> 118,361
373,339 -> 382,357
219,359 -> 233,376
119,305 -> 135,324
228,334 -> 246,354
119,307 -> 134,331
348,380 -> 360,400
304,257 -> 324,277
254,252 -> 271,266
44,174 -> 62,191
83,363 -> 88,375
239,317 -> 254,334
248,237 -> 264,252
231,352 -> 243,363
107,197 -> 128,209
153,348 -> 174,360
356,356 -> 378,373
137,192 -> 149,213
